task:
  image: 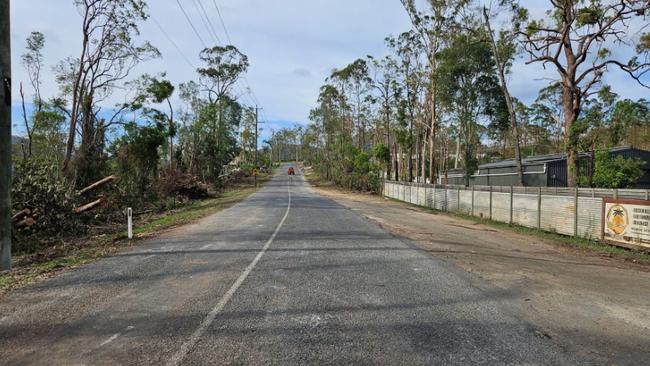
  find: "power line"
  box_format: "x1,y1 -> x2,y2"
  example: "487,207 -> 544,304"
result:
209,1 -> 262,107
192,0 -> 222,45
175,0 -> 208,49
212,0 -> 233,45
170,1 -> 266,115
150,14 -> 196,69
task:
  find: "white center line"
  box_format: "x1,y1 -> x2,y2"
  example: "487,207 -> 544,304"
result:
167,178 -> 292,366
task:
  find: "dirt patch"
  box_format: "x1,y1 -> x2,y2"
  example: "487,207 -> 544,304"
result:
315,187 -> 650,365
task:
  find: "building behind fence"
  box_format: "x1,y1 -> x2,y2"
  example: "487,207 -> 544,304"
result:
383,181 -> 650,250
442,146 -> 650,188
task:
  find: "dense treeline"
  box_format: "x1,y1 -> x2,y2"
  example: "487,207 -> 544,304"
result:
11,0 -> 262,251
290,0 -> 650,191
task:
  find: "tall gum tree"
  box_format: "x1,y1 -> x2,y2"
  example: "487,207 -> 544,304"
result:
60,0 -> 159,186
401,0 -> 469,183
519,0 -> 650,187
482,1 -> 527,186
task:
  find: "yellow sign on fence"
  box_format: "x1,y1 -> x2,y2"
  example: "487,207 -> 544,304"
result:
603,198 -> 650,250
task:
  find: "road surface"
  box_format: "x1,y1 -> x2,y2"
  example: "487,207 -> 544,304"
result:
0,165 -> 589,365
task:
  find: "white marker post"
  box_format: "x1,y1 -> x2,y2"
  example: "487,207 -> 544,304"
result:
127,208 -> 133,239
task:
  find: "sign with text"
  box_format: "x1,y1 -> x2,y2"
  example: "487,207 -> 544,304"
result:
603,198 -> 650,250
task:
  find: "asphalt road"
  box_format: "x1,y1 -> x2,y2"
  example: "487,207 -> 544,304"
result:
0,165 -> 589,365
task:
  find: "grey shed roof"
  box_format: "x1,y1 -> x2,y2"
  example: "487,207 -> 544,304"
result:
479,146 -> 643,170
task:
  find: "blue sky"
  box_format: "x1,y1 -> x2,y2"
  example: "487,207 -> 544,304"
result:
8,0 -> 650,140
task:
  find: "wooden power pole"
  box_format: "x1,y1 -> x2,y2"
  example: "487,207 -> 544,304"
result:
255,105 -> 259,167
1,0 -> 12,271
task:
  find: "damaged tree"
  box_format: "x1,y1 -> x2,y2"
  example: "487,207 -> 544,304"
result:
59,0 -> 159,187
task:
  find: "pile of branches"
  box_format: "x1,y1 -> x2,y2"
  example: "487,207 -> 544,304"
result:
159,169 -> 210,200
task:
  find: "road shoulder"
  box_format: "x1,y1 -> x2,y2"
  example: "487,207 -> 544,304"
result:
0,180 -> 268,296
312,186 -> 650,365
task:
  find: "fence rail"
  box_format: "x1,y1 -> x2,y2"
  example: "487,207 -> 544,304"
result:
382,181 -> 650,244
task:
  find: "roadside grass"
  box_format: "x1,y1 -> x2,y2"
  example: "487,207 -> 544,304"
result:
384,196 -> 650,266
301,166 -> 336,189
0,176 -> 269,295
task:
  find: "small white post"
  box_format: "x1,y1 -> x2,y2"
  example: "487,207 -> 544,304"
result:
127,207 -> 133,239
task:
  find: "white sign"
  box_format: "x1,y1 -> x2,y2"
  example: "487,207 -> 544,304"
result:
603,199 -> 650,250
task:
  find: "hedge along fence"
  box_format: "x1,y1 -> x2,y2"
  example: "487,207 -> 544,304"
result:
383,181 -> 650,243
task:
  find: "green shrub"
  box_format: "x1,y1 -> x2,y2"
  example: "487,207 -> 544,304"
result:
589,150 -> 644,188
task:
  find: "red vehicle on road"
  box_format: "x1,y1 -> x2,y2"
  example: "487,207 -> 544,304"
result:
288,167 -> 295,175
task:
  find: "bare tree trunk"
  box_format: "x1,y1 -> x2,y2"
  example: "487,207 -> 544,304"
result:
454,134 -> 460,169
415,131 -> 420,181
393,142 -> 399,181
63,7 -> 91,175
421,129 -> 427,183
428,94 -> 437,184
483,7 -> 524,186
562,84 -> 580,187
167,98 -> 174,169
19,83 -> 32,159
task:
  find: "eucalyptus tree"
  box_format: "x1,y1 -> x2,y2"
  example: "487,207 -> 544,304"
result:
58,0 -> 159,187
239,107 -> 257,164
529,83 -> 565,150
608,98 -> 650,147
387,31 -> 428,182
130,74 -> 176,167
192,45 -> 249,182
519,0 -> 650,186
368,54 -> 399,178
197,45 -> 249,104
19,32 -> 46,158
308,84 -> 348,180
401,0 -> 468,183
329,59 -> 373,150
482,1 -> 527,185
435,31 -> 507,186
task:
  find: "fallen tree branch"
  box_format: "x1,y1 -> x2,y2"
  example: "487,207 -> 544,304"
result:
78,175 -> 115,195
14,217 -> 35,229
73,198 -> 104,214
11,208 -> 32,224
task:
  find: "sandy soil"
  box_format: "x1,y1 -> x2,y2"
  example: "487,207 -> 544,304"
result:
314,186 -> 650,365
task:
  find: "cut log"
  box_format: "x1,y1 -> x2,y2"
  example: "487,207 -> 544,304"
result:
14,217 -> 35,229
78,175 -> 115,195
73,198 -> 104,214
11,208 -> 31,223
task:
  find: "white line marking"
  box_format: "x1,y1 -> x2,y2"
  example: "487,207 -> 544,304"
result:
100,333 -> 121,347
167,179 -> 292,366
98,326 -> 135,348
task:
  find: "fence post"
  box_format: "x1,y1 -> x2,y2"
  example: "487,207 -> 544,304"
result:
457,187 -> 461,212
509,186 -> 514,225
614,188 -> 618,200
489,186 -> 493,220
471,186 -> 475,217
537,187 -> 542,230
445,186 -> 448,212
432,184 -> 436,209
646,189 -> 649,201
574,187 -> 579,237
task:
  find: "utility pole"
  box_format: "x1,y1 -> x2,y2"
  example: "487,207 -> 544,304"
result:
254,105 -> 258,187
1,0 -> 12,271
254,105 -> 259,167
